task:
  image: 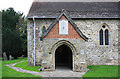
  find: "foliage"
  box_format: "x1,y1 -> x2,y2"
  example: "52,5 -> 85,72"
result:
1,58 -> 41,78
2,8 -> 27,59
2,27 -> 25,59
14,61 -> 41,72
0,12 -> 2,58
83,65 -> 119,79
16,17 -> 27,55
2,8 -> 23,29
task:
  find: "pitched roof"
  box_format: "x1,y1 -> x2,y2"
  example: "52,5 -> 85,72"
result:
27,2 -> 119,19
40,10 -> 88,41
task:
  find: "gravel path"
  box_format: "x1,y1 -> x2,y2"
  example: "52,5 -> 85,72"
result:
6,61 -> 85,77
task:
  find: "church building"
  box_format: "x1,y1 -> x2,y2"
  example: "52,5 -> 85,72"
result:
27,1 -> 119,72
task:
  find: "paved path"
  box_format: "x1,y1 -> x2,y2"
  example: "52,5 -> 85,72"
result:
6,61 -> 85,77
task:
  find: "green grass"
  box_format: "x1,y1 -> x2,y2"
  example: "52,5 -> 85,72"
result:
1,57 -> 41,78
2,57 -> 119,79
0,61 -> 2,79
83,65 -> 119,78
14,61 -> 41,72
0,58 -> 3,60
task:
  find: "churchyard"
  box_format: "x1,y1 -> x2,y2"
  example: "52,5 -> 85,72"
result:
1,57 -> 119,79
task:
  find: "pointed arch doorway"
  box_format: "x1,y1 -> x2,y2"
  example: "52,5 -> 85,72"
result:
55,44 -> 73,70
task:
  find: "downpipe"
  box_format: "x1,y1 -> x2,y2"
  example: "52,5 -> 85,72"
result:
33,17 -> 36,66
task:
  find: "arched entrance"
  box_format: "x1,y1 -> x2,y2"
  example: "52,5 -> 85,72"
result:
51,40 -> 76,71
55,44 -> 72,70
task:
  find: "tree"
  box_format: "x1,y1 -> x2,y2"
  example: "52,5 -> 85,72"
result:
2,27 -> 25,59
16,17 -> 27,56
2,8 -> 23,29
0,12 -> 2,58
2,8 -> 26,59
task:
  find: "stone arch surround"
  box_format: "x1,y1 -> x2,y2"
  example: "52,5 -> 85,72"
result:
51,40 -> 76,71
41,39 -> 88,72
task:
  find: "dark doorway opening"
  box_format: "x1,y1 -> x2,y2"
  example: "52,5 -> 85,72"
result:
55,45 -> 72,70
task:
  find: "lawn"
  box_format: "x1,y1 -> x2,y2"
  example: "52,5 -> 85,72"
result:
83,65 -> 119,79
0,60 -> 2,79
1,57 -> 41,79
14,61 -> 41,72
0,57 -> 3,60
1,57 -> 119,79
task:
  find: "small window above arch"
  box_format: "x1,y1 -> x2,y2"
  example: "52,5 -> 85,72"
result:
101,23 -> 110,30
102,25 -> 106,28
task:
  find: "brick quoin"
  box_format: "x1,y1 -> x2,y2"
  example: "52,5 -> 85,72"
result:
45,15 -> 82,39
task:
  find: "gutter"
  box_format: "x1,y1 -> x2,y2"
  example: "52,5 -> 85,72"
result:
27,16 -> 120,19
33,17 -> 36,66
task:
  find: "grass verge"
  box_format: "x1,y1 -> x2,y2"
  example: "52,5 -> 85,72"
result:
2,57 -> 41,78
0,61 -> 2,79
14,61 -> 41,72
83,65 -> 119,79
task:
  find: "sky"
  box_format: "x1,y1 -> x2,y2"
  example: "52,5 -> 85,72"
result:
0,0 -> 33,16
0,0 -> 120,16
34,0 -> 120,2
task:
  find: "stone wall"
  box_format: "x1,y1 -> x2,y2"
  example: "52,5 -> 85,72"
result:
27,18 -> 119,67
74,19 -> 119,65
40,39 -> 87,71
27,19 -> 55,66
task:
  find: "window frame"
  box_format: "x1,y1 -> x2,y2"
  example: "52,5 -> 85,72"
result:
40,24 -> 47,35
99,23 -> 110,46
99,29 -> 104,45
105,29 -> 109,45
42,26 -> 47,34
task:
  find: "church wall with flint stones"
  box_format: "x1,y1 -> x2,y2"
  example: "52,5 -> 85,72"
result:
27,2 -> 119,72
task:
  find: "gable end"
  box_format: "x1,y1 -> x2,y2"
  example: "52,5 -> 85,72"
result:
40,11 -> 88,41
